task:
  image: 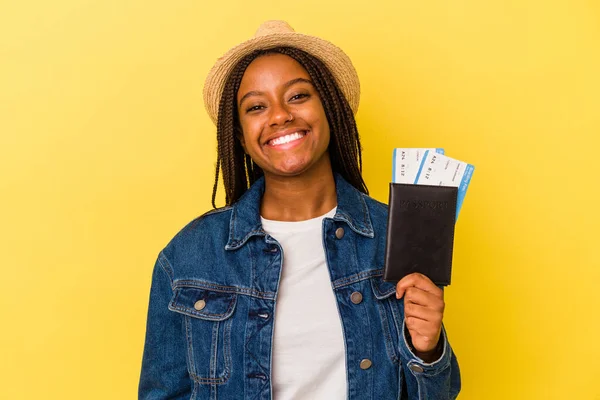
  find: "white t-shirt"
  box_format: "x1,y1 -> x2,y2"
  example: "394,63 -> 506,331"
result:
261,207 -> 347,399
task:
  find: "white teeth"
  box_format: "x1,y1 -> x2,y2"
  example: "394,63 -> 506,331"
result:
269,131 -> 305,146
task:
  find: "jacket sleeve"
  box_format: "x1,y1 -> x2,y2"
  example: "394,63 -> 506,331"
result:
399,322 -> 461,399
139,252 -> 192,399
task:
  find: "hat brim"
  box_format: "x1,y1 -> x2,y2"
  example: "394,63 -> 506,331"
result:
203,32 -> 360,126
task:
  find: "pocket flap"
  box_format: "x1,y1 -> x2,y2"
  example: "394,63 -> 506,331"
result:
370,275 -> 397,300
169,286 -> 237,321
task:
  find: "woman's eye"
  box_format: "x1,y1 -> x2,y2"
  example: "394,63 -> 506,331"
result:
289,93 -> 309,101
246,105 -> 264,113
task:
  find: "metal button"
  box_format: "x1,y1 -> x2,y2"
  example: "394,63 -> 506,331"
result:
194,299 -> 206,311
359,359 -> 372,370
409,364 -> 424,373
350,291 -> 363,304
335,227 -> 345,239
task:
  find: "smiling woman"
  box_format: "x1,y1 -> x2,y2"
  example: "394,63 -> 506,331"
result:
212,44 -> 368,212
236,53 -> 332,186
139,20 -> 461,400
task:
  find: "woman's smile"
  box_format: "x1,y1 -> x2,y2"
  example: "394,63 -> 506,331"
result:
265,129 -> 308,148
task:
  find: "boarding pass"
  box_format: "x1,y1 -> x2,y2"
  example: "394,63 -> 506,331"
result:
392,148 -> 475,219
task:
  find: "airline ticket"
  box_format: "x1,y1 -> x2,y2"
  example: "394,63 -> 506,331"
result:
392,148 -> 444,184
392,148 -> 474,219
414,151 -> 475,218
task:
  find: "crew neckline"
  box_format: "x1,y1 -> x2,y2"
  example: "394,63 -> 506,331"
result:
260,206 -> 337,231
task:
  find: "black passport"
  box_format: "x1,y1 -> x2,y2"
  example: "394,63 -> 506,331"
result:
383,183 -> 458,286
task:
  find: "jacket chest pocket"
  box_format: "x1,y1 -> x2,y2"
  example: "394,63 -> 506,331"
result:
168,286 -> 237,385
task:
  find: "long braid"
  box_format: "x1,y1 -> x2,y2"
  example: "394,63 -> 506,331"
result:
214,56 -> 255,207
212,47 -> 368,207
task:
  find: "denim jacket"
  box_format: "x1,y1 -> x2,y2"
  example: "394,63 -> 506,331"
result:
139,173 -> 461,399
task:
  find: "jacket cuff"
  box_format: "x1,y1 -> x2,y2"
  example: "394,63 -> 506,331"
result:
400,320 -> 452,375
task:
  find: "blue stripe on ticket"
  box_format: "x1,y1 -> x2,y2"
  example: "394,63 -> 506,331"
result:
456,164 -> 475,219
413,150 -> 429,183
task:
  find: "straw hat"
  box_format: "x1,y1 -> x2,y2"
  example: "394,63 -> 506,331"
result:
202,20 -> 360,125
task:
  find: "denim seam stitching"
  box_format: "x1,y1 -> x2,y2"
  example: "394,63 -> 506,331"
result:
190,381 -> 198,400
210,321 -> 218,379
375,297 -> 400,365
223,317 -> 232,380
189,316 -> 231,387
173,280 -> 276,300
358,192 -> 374,234
183,306 -> 233,385
227,207 -> 238,249
210,383 -> 217,400
332,213 -> 374,237
332,269 -> 383,289
169,294 -> 237,321
184,315 -> 198,379
157,251 -> 174,284
389,298 -> 411,362
190,375 -> 231,384
203,206 -> 232,217
369,275 -> 398,300
403,319 -> 450,377
244,339 -> 270,382
226,228 -> 265,250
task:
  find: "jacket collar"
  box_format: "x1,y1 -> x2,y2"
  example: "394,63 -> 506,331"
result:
225,173 -> 374,250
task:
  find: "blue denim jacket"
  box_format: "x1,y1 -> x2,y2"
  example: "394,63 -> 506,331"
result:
139,173 -> 461,399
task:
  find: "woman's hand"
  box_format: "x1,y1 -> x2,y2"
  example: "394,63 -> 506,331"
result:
395,273 -> 445,361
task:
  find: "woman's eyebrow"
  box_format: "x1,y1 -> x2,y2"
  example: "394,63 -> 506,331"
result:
238,77 -> 314,107
283,77 -> 313,89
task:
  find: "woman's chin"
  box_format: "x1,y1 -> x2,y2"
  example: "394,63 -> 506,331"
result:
267,159 -> 312,177
261,151 -> 331,179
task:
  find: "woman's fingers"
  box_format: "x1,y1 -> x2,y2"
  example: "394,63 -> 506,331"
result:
405,317 -> 442,352
404,301 -> 443,324
404,287 -> 445,312
395,273 -> 443,300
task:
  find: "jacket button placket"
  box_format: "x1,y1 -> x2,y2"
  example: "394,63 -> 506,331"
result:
245,236 -> 283,399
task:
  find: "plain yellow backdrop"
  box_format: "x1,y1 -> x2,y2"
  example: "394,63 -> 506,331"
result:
1,0 -> 599,398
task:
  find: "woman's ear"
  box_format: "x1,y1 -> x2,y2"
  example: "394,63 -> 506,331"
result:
235,128 -> 247,154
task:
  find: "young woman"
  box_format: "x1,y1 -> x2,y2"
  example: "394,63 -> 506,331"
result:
139,21 -> 461,399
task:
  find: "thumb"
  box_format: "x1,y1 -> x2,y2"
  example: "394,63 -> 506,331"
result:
395,282 -> 406,299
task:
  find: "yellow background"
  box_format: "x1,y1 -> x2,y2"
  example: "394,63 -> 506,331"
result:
1,0 -> 599,398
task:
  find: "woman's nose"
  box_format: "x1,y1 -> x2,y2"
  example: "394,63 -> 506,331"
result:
269,103 -> 293,127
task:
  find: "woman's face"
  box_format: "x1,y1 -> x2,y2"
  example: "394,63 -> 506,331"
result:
236,53 -> 331,179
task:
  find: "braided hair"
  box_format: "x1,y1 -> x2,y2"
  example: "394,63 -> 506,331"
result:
212,46 -> 368,208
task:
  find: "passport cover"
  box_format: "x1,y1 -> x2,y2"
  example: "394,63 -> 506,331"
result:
383,183 -> 458,286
